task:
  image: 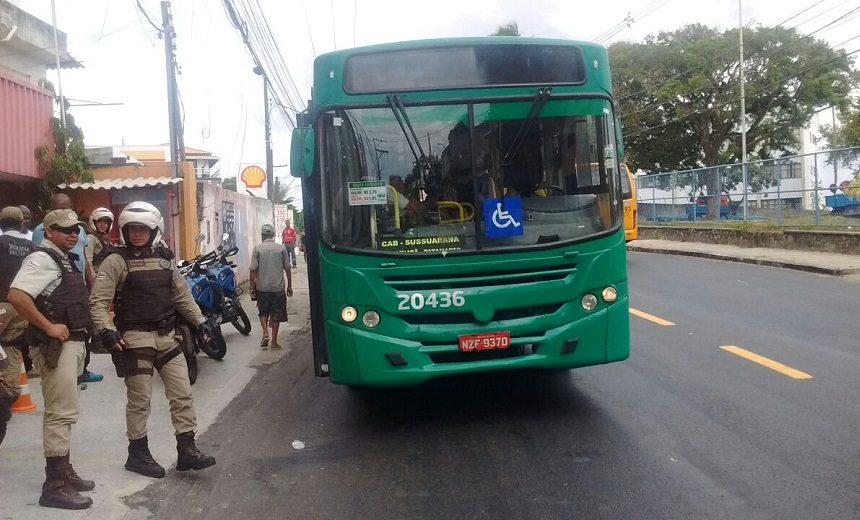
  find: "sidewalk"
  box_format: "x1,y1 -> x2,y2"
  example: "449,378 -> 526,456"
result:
627,239 -> 860,276
0,261 -> 310,520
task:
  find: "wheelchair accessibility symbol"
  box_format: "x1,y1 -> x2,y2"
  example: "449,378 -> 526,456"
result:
484,197 -> 524,238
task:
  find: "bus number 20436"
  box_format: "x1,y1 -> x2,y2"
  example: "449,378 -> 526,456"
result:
397,291 -> 466,311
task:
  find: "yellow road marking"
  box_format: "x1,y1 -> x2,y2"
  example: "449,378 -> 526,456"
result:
720,345 -> 812,379
629,308 -> 675,326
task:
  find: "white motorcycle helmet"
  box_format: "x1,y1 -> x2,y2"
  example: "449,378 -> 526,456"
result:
118,201 -> 164,246
89,207 -> 114,232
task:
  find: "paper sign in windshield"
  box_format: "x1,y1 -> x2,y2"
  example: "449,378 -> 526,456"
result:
348,181 -> 387,206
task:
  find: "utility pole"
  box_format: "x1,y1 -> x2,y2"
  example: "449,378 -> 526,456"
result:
161,1 -> 185,178
264,79 -> 274,201
739,0 -> 748,220
832,107 -> 839,186
49,0 -> 65,128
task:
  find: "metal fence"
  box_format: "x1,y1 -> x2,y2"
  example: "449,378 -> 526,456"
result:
635,146 -> 860,228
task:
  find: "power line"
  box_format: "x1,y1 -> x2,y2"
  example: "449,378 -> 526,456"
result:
590,0 -> 672,43
617,0 -> 828,103
620,4 -> 860,123
622,44 -> 860,139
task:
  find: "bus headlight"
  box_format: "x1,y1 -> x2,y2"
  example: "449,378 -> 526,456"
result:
362,310 -> 380,328
601,287 -> 617,302
341,306 -> 358,322
581,294 -> 598,311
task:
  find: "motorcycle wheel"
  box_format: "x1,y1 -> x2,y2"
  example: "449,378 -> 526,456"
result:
231,305 -> 252,336
200,326 -> 227,360
177,324 -> 199,385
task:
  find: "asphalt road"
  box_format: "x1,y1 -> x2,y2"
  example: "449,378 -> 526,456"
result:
131,252 -> 860,519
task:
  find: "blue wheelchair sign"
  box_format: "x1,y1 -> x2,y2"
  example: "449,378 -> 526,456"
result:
484,197 -> 524,238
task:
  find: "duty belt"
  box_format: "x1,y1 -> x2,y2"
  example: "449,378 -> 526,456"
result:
122,316 -> 176,335
68,330 -> 89,342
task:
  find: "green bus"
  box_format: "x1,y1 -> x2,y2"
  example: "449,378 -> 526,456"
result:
291,37 -> 629,386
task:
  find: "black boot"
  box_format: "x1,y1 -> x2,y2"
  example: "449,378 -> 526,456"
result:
39,456 -> 93,510
64,454 -> 95,492
175,431 -> 216,471
125,436 -> 166,478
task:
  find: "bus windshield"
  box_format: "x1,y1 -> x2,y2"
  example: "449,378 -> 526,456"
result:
320,98 -> 621,254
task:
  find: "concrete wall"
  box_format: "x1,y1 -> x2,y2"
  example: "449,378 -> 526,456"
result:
640,226 -> 860,255
197,183 -> 273,284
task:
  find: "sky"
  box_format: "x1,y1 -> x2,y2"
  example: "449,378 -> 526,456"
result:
8,0 -> 860,210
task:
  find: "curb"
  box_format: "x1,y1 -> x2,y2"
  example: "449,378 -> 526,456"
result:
626,245 -> 860,277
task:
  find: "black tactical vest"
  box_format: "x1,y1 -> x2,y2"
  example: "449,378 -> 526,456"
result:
92,234 -> 115,270
34,247 -> 92,330
114,246 -> 175,328
0,235 -> 34,301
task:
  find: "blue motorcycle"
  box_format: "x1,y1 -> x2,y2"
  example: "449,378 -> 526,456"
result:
207,245 -> 252,336
179,251 -> 228,362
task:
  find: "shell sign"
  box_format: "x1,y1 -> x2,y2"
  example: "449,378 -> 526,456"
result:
240,165 -> 266,189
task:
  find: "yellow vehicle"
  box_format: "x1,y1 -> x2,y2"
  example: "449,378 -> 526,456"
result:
621,164 -> 638,241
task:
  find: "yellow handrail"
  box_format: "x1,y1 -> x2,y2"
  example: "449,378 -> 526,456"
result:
437,201 -> 475,224
386,185 -> 401,229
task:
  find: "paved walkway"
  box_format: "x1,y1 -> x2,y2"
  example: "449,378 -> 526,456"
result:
628,239 -> 860,276
0,261 -> 311,520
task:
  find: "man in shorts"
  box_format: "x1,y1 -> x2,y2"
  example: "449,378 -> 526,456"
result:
250,224 -> 292,350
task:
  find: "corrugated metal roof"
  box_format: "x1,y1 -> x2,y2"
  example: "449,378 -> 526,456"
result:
58,177 -> 183,190
0,69 -> 53,179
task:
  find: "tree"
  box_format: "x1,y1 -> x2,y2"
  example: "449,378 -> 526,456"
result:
34,79 -> 92,216
610,24 -> 858,216
272,177 -> 298,205
490,22 -> 520,37
222,177 -> 237,192
292,210 -> 304,232
820,103 -> 860,175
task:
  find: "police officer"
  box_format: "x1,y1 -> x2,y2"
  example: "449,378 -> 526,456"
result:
7,209 -> 94,510
0,206 -> 35,443
79,207 -> 117,383
89,202 -> 215,479
85,207 -> 115,274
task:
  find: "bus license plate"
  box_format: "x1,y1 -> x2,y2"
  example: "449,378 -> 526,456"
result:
458,331 -> 511,352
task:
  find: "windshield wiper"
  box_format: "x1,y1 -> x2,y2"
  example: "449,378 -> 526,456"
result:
386,93 -> 429,174
502,86 -> 552,166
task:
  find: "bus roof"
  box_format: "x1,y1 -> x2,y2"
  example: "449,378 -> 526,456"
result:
310,37 -> 613,109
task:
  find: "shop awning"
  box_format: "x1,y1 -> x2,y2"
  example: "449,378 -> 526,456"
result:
58,177 -> 183,190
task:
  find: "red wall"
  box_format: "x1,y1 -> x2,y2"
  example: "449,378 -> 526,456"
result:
0,69 -> 53,179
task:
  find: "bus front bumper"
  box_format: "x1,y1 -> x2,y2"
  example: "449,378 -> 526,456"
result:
324,298 -> 629,386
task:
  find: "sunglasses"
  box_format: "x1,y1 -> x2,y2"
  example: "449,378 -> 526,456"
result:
50,224 -> 81,235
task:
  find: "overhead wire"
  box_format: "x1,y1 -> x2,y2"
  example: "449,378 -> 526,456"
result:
622,42 -> 860,139
620,3 -> 860,123
617,0 -> 828,102
590,0 -> 671,43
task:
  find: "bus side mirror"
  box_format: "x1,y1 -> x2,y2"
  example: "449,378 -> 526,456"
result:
290,127 -> 315,178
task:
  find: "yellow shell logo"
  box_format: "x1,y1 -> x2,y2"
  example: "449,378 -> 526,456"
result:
241,165 -> 266,189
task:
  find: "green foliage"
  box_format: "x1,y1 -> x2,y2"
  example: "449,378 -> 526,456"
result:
222,177 -> 237,191
610,24 -> 859,180
34,114 -> 92,214
292,210 -> 304,231
33,80 -> 92,215
490,22 -> 520,36
820,103 -> 860,170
